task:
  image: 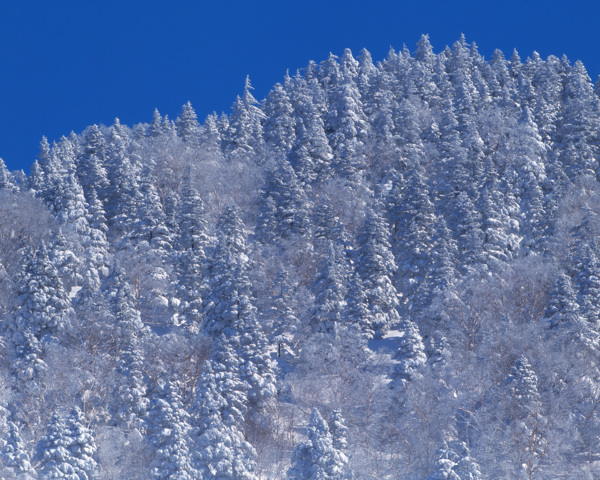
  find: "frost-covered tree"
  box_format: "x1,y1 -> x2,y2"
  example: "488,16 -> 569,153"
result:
256,160 -> 310,241
176,178 -> 209,332
176,101 -> 201,143
309,241 -> 349,335
225,76 -> 265,159
4,243 -> 71,379
193,365 -> 258,480
147,382 -> 196,479
354,206 -> 400,338
0,412 -> 35,479
263,78 -> 296,155
288,77 -> 334,183
36,407 -> 97,480
287,408 -> 350,480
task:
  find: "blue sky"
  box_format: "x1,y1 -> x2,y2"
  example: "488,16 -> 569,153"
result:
1,0 -> 599,172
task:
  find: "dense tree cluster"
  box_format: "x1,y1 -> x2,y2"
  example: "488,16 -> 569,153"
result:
1,34 -> 600,478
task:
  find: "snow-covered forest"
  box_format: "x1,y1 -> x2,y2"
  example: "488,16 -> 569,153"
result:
1,34 -> 600,478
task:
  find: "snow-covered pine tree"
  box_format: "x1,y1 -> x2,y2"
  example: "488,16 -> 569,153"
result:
287,408 -> 350,480
354,205 -> 400,339
4,243 -> 71,379
147,382 -> 196,479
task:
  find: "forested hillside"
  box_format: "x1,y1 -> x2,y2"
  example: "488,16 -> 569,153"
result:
1,34 -> 600,478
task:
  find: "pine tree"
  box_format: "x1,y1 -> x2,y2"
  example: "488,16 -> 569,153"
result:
256,160 -> 310,241
78,124 -> 109,199
388,165 -> 437,316
37,407 -> 97,480
325,77 -> 369,180
288,77 -> 334,183
147,382 -> 196,479
176,178 -> 209,332
393,317 -> 426,385
557,60 -> 600,180
0,413 -> 35,479
4,243 -> 71,379
202,206 -> 277,415
176,101 -> 201,143
263,78 -> 296,155
354,206 -> 400,338
309,241 -> 349,335
328,409 -> 349,452
0,158 -> 19,193
225,76 -> 266,160
287,408 -> 350,480
193,365 -> 258,480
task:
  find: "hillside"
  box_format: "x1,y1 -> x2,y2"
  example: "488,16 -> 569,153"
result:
0,34 -> 599,478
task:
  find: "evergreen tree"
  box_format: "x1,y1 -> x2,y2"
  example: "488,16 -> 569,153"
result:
393,317 -> 426,385
256,160 -> 310,241
0,158 -> 19,193
4,243 -> 71,379
203,206 -> 277,415
388,165 -> 437,316
78,124 -> 109,199
147,382 -> 196,479
288,77 -> 334,183
354,206 -> 401,338
225,76 -> 266,159
287,408 -> 350,480
37,407 -> 97,480
0,414 -> 35,479
176,101 -> 201,143
176,178 -> 209,332
193,365 -> 258,480
325,77 -> 369,180
544,271 -> 580,331
309,241 -> 349,335
263,78 -> 296,155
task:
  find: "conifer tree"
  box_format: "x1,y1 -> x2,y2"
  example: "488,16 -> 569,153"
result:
287,408 -> 350,480
263,79 -> 296,155
354,206 -> 400,338
0,158 -> 19,194
147,382 -> 196,479
256,160 -> 310,241
37,407 -> 98,480
0,413 -> 35,479
288,77 -> 334,183
176,178 -> 209,332
309,241 -> 349,335
176,101 -> 201,143
225,76 -> 266,159
4,243 -> 71,379
193,364 -> 258,480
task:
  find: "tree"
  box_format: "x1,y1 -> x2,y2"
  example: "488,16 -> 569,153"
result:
4,243 -> 71,379
354,206 -> 400,338
0,412 -> 35,479
202,206 -> 277,417
36,407 -> 98,480
147,382 -> 196,479
325,77 -> 369,180
225,76 -> 266,159
263,78 -> 296,155
176,178 -> 209,332
287,408 -> 350,480
309,241 -> 349,335
176,101 -> 201,143
288,77 -> 334,184
388,165 -> 437,316
256,160 -> 310,241
193,364 -> 258,480
393,317 -> 426,385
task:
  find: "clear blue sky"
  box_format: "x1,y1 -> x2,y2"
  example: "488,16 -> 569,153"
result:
1,0 -> 599,172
